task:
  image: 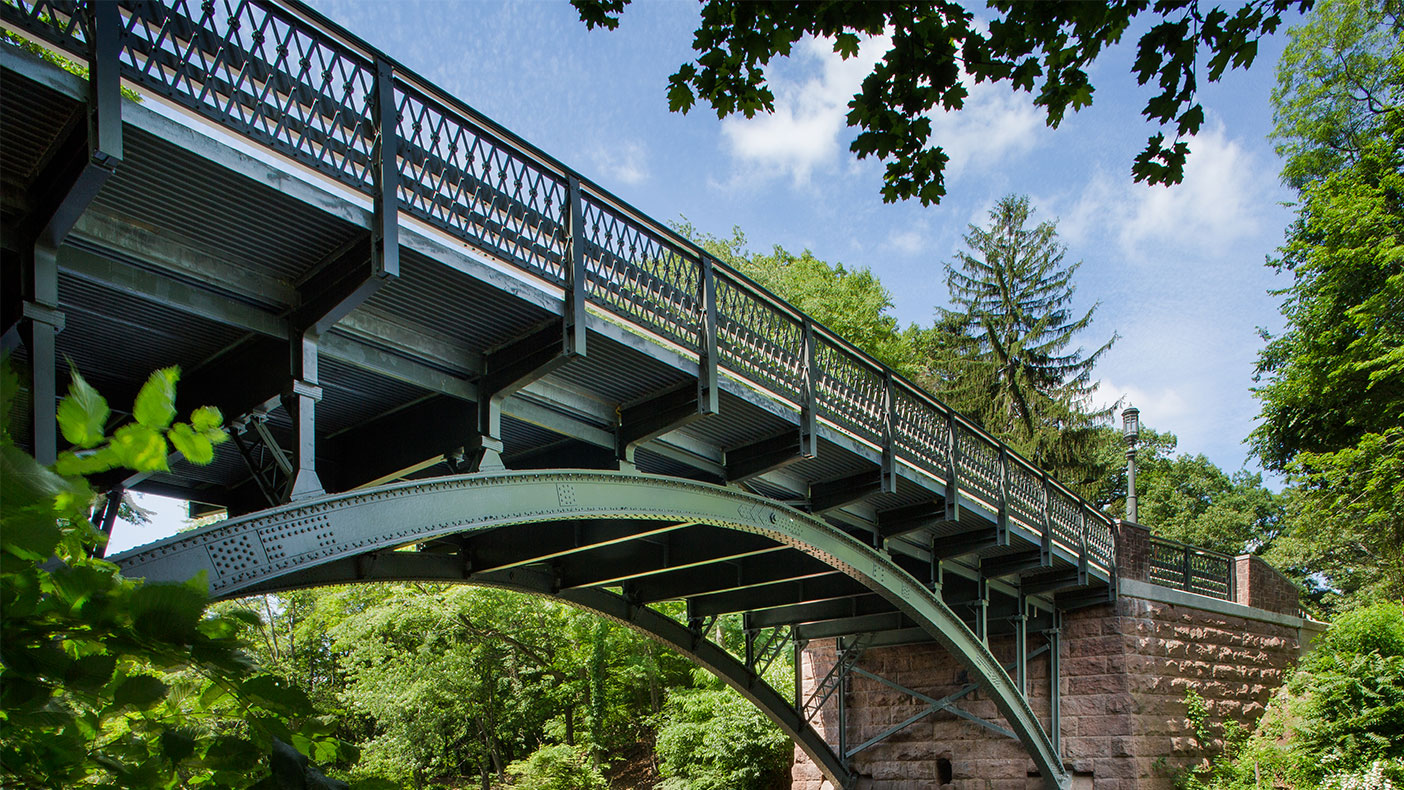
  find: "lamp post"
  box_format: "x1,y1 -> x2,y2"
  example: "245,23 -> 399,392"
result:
1123,406 -> 1140,523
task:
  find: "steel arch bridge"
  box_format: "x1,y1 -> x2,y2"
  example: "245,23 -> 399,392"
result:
1,2 -> 1116,787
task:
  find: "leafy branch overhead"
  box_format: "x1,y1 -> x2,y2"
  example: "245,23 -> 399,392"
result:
573,0 -> 1309,205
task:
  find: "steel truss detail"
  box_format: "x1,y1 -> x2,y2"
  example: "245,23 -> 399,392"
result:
110,471 -> 1072,789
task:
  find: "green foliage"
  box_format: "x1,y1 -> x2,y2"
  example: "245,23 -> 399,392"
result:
1189,603 -> 1404,789
573,0 -> 1306,204
679,222 -> 918,374
1253,0 -> 1404,605
506,744 -> 608,790
0,358 -> 353,789
654,671 -> 792,790
923,194 -> 1116,498
1,27 -> 144,102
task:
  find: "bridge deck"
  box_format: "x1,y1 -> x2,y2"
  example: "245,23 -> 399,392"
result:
1,0 -> 1114,646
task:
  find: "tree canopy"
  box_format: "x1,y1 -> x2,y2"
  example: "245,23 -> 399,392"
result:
1251,0 -> 1403,604
573,0 -> 1310,205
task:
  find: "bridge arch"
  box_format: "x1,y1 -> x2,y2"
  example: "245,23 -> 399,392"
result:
112,470 -> 1068,789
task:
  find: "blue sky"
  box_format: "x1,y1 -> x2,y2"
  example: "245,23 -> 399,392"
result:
110,1 -> 1305,552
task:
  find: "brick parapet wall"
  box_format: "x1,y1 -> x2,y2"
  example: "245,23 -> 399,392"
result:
792,591 -> 1311,789
1116,521 -> 1152,583
1234,554 -> 1302,617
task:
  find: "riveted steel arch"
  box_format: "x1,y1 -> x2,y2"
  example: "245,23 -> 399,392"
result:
112,471 -> 1070,789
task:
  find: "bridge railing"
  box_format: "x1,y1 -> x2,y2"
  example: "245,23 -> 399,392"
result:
1,0 -> 1117,576
1147,536 -> 1236,601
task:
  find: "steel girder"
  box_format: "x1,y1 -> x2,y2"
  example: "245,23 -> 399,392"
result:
111,470 -> 1070,789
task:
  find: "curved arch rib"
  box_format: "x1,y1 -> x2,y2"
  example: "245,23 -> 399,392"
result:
110,470 -> 1070,789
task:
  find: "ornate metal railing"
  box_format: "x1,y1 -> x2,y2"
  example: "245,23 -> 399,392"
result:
1148,536 -> 1236,601
1,0 -> 1117,574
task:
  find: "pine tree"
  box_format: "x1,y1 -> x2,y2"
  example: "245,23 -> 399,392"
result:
932,194 -> 1117,492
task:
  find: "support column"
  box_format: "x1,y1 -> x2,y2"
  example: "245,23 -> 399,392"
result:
1048,610 -> 1062,756
18,2 -> 123,464
282,333 -> 324,500
1014,596 -> 1029,695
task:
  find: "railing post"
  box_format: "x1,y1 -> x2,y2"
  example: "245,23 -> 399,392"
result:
1182,545 -> 1192,593
1039,473 -> 1053,565
698,255 -> 718,415
564,176 -> 587,357
880,371 -> 896,494
945,411 -> 962,521
997,445 -> 1010,543
800,318 -> 818,458
88,0 -> 123,167
371,56 -> 399,282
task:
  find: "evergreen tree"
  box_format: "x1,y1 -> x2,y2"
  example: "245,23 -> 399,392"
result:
932,194 -> 1117,495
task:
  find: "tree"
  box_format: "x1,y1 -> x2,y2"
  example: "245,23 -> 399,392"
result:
574,0 -> 1309,205
0,361 -> 355,789
929,194 -> 1116,495
1251,0 -> 1403,604
679,222 -> 919,373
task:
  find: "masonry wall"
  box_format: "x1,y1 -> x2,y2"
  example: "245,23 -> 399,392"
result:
792,581 -> 1318,789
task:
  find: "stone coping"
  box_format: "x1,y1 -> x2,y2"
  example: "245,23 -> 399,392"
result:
1121,578 -> 1329,634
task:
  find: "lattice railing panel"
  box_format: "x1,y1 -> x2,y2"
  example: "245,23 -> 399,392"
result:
120,0 -> 379,191
1047,492 -> 1082,551
956,430 -> 1000,507
1149,537 -> 1233,600
891,386 -> 949,475
395,85 -> 568,283
1086,513 -> 1115,568
714,274 -> 804,402
1,0 -> 86,48
813,339 -> 885,443
1006,459 -> 1043,525
579,199 -> 701,350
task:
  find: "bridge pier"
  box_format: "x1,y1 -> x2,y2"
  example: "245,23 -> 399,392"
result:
791,525 -> 1324,790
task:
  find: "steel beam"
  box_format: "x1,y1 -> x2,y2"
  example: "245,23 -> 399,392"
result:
617,381 -> 712,466
745,594 -> 894,629
983,549 -> 1050,580
877,499 -> 956,540
932,525 -> 1005,559
725,428 -> 813,482
324,395 -> 476,490
555,532 -> 786,590
810,468 -> 894,514
794,612 -> 908,641
629,551 -> 832,603
474,320 -> 583,470
462,519 -> 694,574
688,574 -> 872,618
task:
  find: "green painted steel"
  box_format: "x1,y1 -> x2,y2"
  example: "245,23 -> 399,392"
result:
112,470 -> 1071,789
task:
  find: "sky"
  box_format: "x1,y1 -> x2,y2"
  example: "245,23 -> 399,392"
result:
107,1 -> 1305,553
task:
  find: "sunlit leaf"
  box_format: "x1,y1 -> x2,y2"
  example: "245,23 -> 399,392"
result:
56,368 -> 109,449
133,367 -> 180,430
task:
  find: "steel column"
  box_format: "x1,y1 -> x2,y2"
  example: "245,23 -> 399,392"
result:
1048,611 -> 1062,756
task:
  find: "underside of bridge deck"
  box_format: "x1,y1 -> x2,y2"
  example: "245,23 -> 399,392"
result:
1,3 -> 1120,787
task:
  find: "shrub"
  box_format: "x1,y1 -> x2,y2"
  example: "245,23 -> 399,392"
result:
654,673 -> 791,790
506,743 -> 607,790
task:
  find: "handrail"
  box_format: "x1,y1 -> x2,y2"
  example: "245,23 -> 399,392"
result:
1,0 -> 1118,574
1147,535 -> 1236,601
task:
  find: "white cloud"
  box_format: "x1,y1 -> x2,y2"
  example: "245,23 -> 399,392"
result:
720,35 -> 889,186
591,139 -> 650,186
886,228 -> 926,254
928,77 -> 1044,182
1059,120 -> 1271,257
